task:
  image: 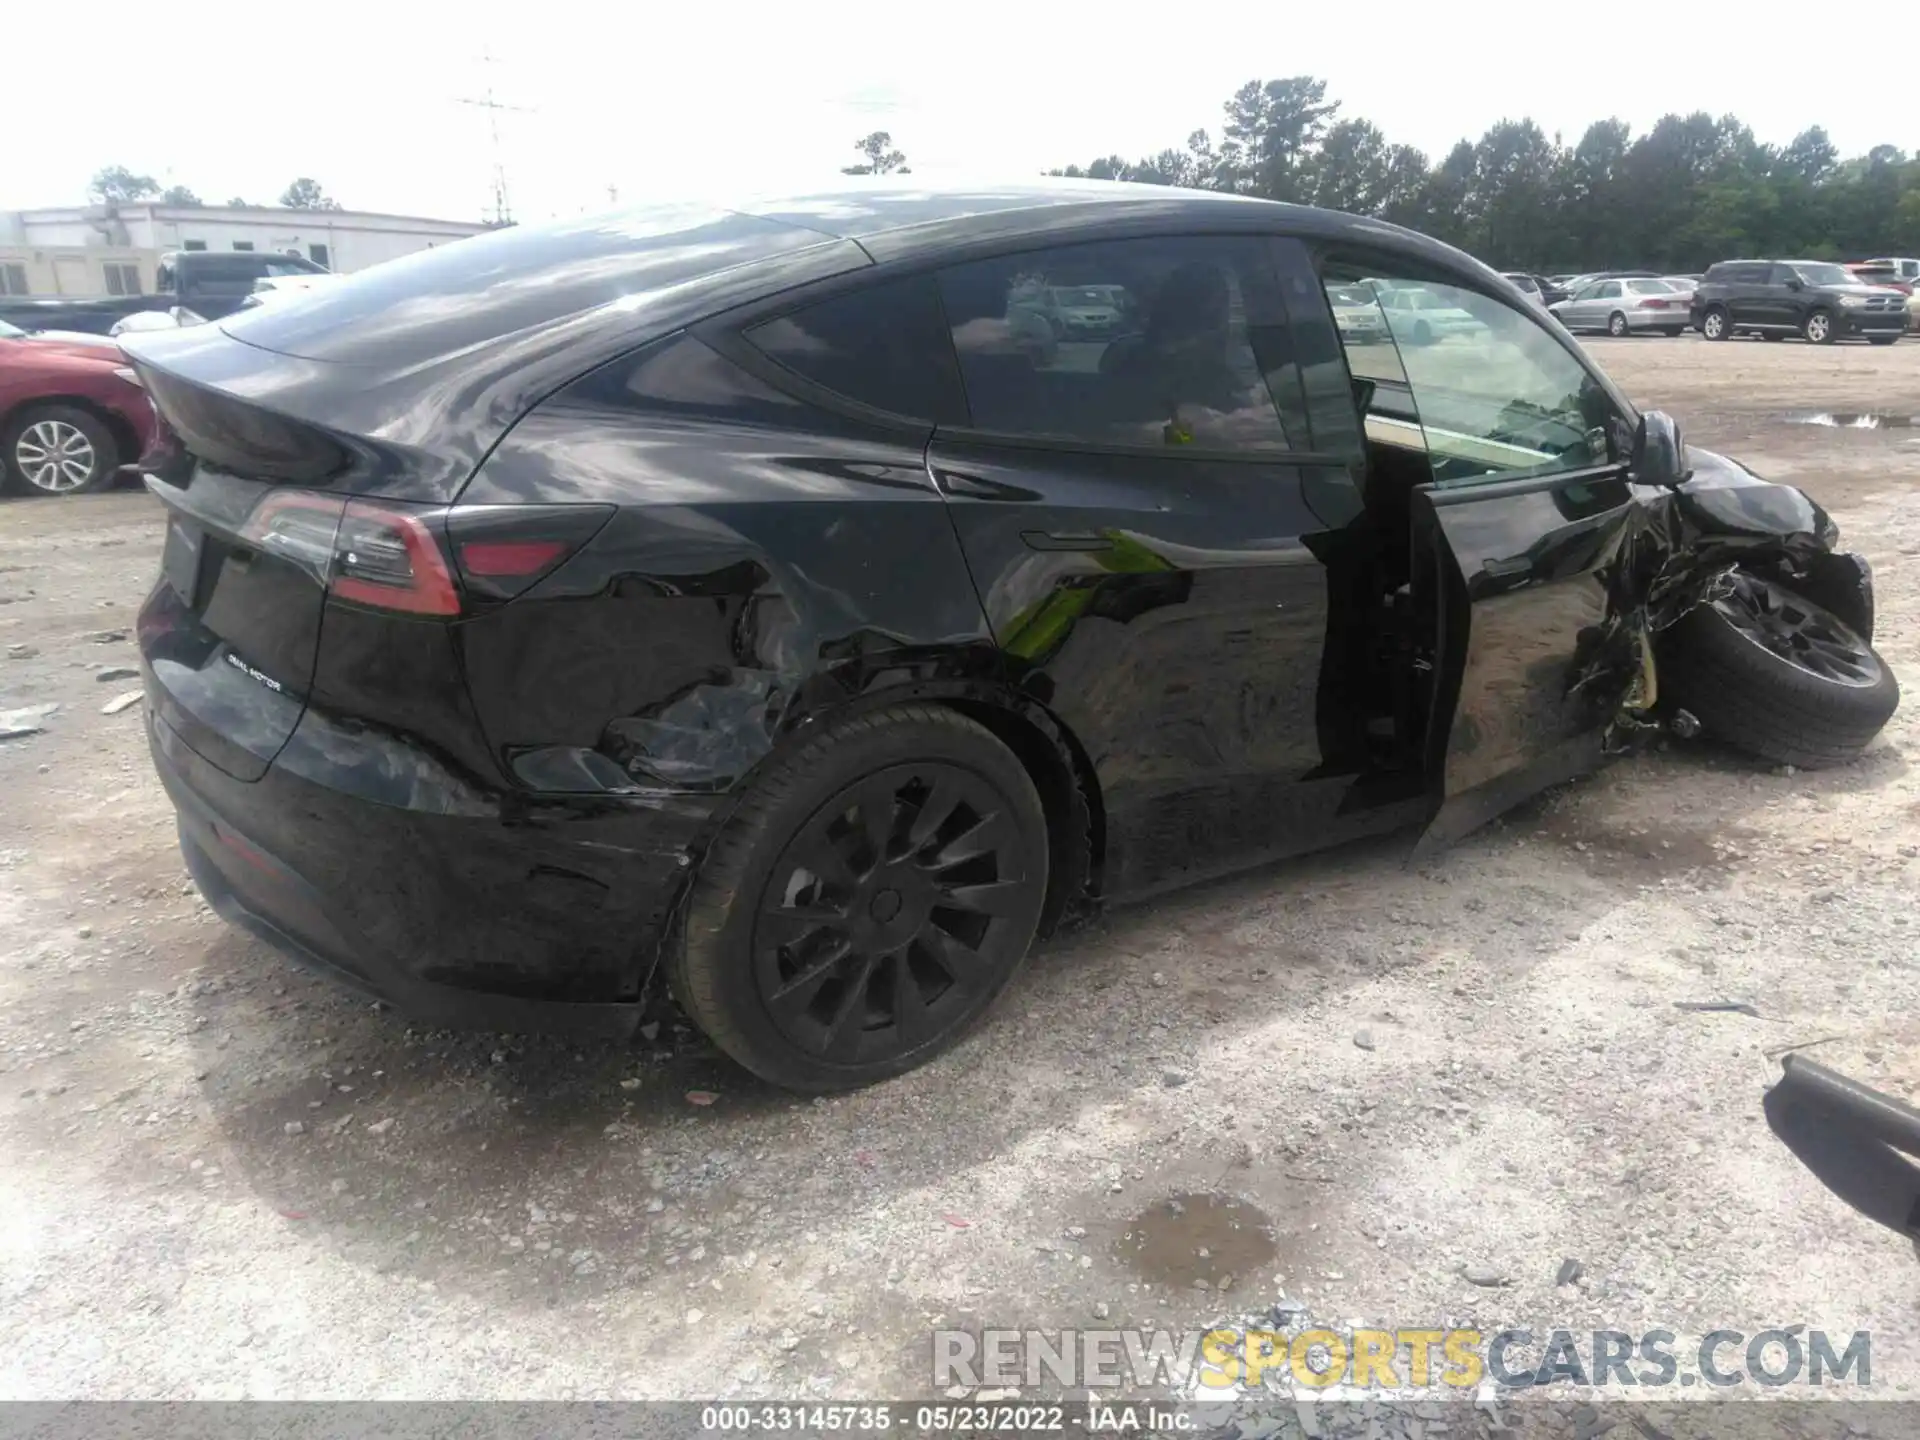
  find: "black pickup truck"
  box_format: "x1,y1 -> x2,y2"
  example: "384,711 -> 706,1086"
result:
0,250 -> 330,335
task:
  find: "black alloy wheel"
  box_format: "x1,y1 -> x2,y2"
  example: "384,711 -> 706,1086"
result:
1658,569 -> 1899,770
755,761 -> 1029,1060
673,705 -> 1049,1090
1713,570 -> 1880,687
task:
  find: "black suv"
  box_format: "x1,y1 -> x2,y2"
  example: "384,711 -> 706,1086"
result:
1691,259 -> 1907,345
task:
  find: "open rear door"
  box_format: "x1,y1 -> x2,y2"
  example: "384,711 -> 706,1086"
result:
1412,467 -> 1644,852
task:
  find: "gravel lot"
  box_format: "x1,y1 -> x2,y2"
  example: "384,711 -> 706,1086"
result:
4,334 -> 1920,1409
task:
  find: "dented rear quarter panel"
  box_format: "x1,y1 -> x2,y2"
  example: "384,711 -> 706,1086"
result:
454,332 -> 1002,799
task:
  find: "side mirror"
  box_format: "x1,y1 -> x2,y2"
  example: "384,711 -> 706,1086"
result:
1785,276 -> 1804,292
1631,410 -> 1689,488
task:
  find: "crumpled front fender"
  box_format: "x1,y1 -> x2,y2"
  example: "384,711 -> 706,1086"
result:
1639,446 -> 1871,639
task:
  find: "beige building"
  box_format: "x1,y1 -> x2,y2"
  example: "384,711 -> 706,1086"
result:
0,203 -> 485,298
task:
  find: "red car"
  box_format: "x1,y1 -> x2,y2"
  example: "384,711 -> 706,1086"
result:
0,319 -> 157,496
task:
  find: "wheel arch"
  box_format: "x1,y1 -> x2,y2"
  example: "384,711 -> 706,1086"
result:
673,678 -> 1106,947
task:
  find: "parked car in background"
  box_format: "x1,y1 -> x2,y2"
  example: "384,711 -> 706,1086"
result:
1328,283 -> 1390,342
0,319 -> 156,495
121,182 -> 1895,1090
1845,264 -> 1920,330
1691,260 -> 1907,344
1856,256 -> 1920,283
1551,277 -> 1690,336
1660,275 -> 1700,309
1008,280 -> 1129,339
110,307 -> 208,338
0,250 -> 332,337
1501,272 -> 1546,304
1372,283 -> 1482,342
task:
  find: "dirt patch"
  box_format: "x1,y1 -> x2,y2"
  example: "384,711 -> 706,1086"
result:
1114,1192 -> 1277,1294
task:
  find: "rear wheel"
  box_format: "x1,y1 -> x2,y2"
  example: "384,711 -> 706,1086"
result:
1803,309 -> 1835,345
1659,570 -> 1899,769
1761,332 -> 1786,342
1662,327 -> 1685,337
1870,335 -> 1900,346
2,405 -> 119,496
1701,307 -> 1730,341
1607,311 -> 1630,337
672,704 -> 1050,1091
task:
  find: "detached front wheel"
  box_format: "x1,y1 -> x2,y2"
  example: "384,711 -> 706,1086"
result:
672,704 -> 1049,1091
1659,570 -> 1899,769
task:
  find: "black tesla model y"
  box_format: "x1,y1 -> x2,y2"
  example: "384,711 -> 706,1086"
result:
126,182 -> 1893,1090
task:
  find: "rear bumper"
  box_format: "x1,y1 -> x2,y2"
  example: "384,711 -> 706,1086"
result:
149,703 -> 717,1038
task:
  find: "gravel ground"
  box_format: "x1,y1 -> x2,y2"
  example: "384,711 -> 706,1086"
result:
4,335 -> 1920,1413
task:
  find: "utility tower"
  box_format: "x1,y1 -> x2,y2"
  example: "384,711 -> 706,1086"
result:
456,49 -> 532,226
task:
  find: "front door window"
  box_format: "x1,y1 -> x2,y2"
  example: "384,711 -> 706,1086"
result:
1326,269 -> 1619,488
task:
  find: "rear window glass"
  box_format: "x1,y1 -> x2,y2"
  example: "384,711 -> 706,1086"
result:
220,207 -> 840,369
744,274 -> 958,422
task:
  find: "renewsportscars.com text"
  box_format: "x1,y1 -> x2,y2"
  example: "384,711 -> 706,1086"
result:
932,1326 -> 1872,1391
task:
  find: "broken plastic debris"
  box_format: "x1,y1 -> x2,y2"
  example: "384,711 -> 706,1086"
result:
685,1090 -> 718,1107
0,703 -> 58,739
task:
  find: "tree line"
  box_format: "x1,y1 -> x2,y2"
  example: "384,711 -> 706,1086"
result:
87,166 -> 343,212
1049,78 -> 1920,272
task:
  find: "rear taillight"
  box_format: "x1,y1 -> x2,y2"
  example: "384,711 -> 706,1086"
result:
238,493 -> 611,615
332,502 -> 461,616
1640,298 -> 1672,309
446,504 -> 614,602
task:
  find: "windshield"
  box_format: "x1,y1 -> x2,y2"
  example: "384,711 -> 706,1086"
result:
1794,263 -> 1858,287
1050,286 -> 1110,306
0,319 -> 22,339
1625,279 -> 1678,294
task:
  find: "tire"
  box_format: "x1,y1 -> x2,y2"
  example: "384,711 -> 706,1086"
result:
1761,332 -> 1786,342
671,704 -> 1050,1091
1802,308 -> 1835,345
1411,319 -> 1433,346
1701,307 -> 1730,341
1662,327 -> 1685,337
1870,335 -> 1900,346
2,405 -> 119,496
1658,570 -> 1899,770
1607,311 -> 1630,337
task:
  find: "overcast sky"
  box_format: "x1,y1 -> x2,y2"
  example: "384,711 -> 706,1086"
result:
7,0 -> 1915,223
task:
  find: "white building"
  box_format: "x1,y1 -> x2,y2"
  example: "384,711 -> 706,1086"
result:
0,203 -> 486,298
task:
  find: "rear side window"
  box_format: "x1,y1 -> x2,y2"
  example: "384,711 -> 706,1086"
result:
743,274 -> 958,422
934,234 -> 1304,452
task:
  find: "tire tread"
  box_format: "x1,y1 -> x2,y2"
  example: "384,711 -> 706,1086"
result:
1659,588 -> 1899,769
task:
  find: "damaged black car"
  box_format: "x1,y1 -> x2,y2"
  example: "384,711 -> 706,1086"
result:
124,184 -> 1899,1090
